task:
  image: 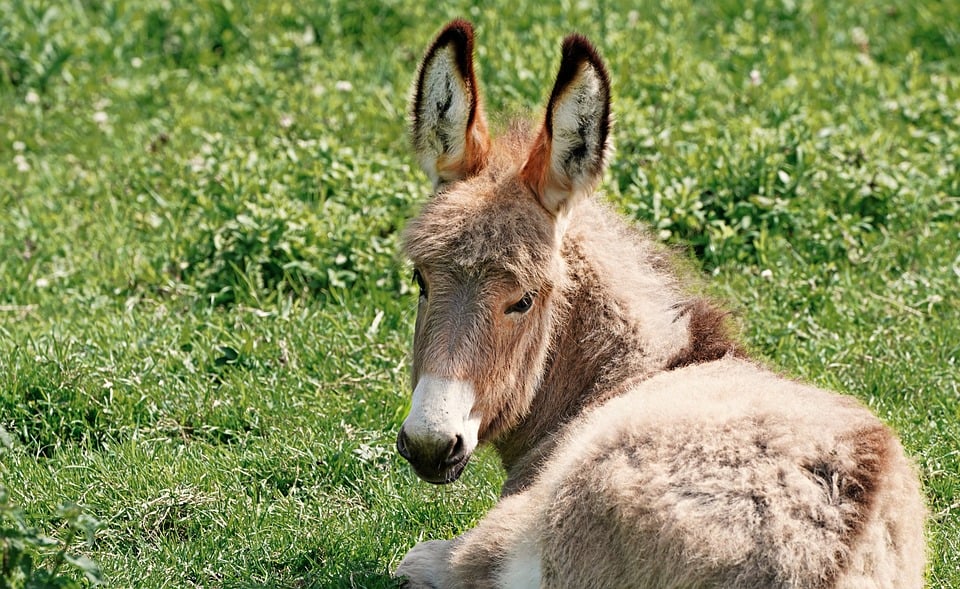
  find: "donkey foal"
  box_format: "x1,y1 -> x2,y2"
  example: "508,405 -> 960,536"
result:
394,20 -> 927,589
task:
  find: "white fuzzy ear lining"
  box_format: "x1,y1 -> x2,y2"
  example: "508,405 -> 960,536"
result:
545,63 -> 609,211
414,47 -> 472,185
521,34 -> 611,218
410,19 -> 489,189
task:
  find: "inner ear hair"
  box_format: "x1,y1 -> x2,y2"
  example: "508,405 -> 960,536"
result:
411,19 -> 489,188
522,34 -> 612,216
548,34 -> 611,182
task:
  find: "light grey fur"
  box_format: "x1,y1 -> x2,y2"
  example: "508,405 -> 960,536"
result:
395,21 -> 927,589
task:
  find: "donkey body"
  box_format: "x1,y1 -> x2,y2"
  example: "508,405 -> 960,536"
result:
395,20 -> 926,588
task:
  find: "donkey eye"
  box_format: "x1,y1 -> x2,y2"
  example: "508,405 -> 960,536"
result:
506,291 -> 537,315
412,269 -> 428,299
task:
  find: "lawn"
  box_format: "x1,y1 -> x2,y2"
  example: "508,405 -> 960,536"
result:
1,0 -> 957,587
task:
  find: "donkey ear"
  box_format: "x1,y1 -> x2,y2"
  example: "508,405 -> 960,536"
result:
521,34 -> 611,217
411,19 -> 490,190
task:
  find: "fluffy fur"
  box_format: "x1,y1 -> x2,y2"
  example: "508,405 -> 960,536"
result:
395,20 -> 927,588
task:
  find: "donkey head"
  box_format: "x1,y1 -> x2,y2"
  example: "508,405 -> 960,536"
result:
397,20 -> 611,484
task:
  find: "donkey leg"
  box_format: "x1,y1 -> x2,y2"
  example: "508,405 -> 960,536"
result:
396,490 -> 543,589
395,539 -> 456,589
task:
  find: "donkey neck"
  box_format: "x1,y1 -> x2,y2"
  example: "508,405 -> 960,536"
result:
494,202 -> 690,494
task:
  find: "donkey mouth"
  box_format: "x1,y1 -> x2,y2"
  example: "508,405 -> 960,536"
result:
414,452 -> 471,485
397,429 -> 472,484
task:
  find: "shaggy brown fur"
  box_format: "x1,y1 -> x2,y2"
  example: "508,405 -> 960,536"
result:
394,20 -> 927,589
665,300 -> 743,370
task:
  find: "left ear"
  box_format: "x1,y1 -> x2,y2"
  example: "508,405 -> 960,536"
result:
410,19 -> 490,190
521,34 -> 612,217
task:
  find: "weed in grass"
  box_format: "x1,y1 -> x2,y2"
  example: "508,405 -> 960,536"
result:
0,483 -> 103,588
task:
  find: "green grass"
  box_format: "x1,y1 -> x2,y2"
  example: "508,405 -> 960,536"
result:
1,0 -> 958,586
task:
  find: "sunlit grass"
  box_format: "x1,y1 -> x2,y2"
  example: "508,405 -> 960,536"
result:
1,0 -> 957,586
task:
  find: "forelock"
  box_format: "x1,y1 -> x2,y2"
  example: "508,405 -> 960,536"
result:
402,183 -> 559,287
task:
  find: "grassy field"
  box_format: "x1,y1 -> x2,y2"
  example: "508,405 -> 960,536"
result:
1,0 -> 958,586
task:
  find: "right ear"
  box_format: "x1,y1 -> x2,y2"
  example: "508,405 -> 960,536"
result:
411,19 -> 490,190
521,34 -> 611,217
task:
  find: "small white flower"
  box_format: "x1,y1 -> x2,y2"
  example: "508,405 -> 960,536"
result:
335,80 -> 353,92
749,69 -> 762,86
851,27 -> 869,51
760,269 -> 773,280
35,277 -> 50,288
13,154 -> 30,172
93,110 -> 109,125
131,57 -> 143,69
25,90 -> 39,104
280,114 -> 294,128
13,141 -> 25,152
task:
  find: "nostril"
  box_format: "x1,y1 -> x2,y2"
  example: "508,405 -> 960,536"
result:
442,434 -> 466,467
396,429 -> 412,461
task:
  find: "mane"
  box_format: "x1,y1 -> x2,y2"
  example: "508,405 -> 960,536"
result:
561,196 -> 741,372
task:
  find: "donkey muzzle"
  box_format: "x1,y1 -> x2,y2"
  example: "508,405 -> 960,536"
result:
397,374 -> 480,484
397,427 -> 471,484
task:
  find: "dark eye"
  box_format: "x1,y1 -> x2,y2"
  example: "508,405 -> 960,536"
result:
413,269 -> 427,299
506,291 -> 537,314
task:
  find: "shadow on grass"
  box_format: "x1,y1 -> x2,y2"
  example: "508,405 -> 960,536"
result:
222,560 -> 402,589
326,571 -> 403,589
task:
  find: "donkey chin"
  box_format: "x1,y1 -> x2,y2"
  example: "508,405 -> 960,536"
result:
396,374 -> 481,485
